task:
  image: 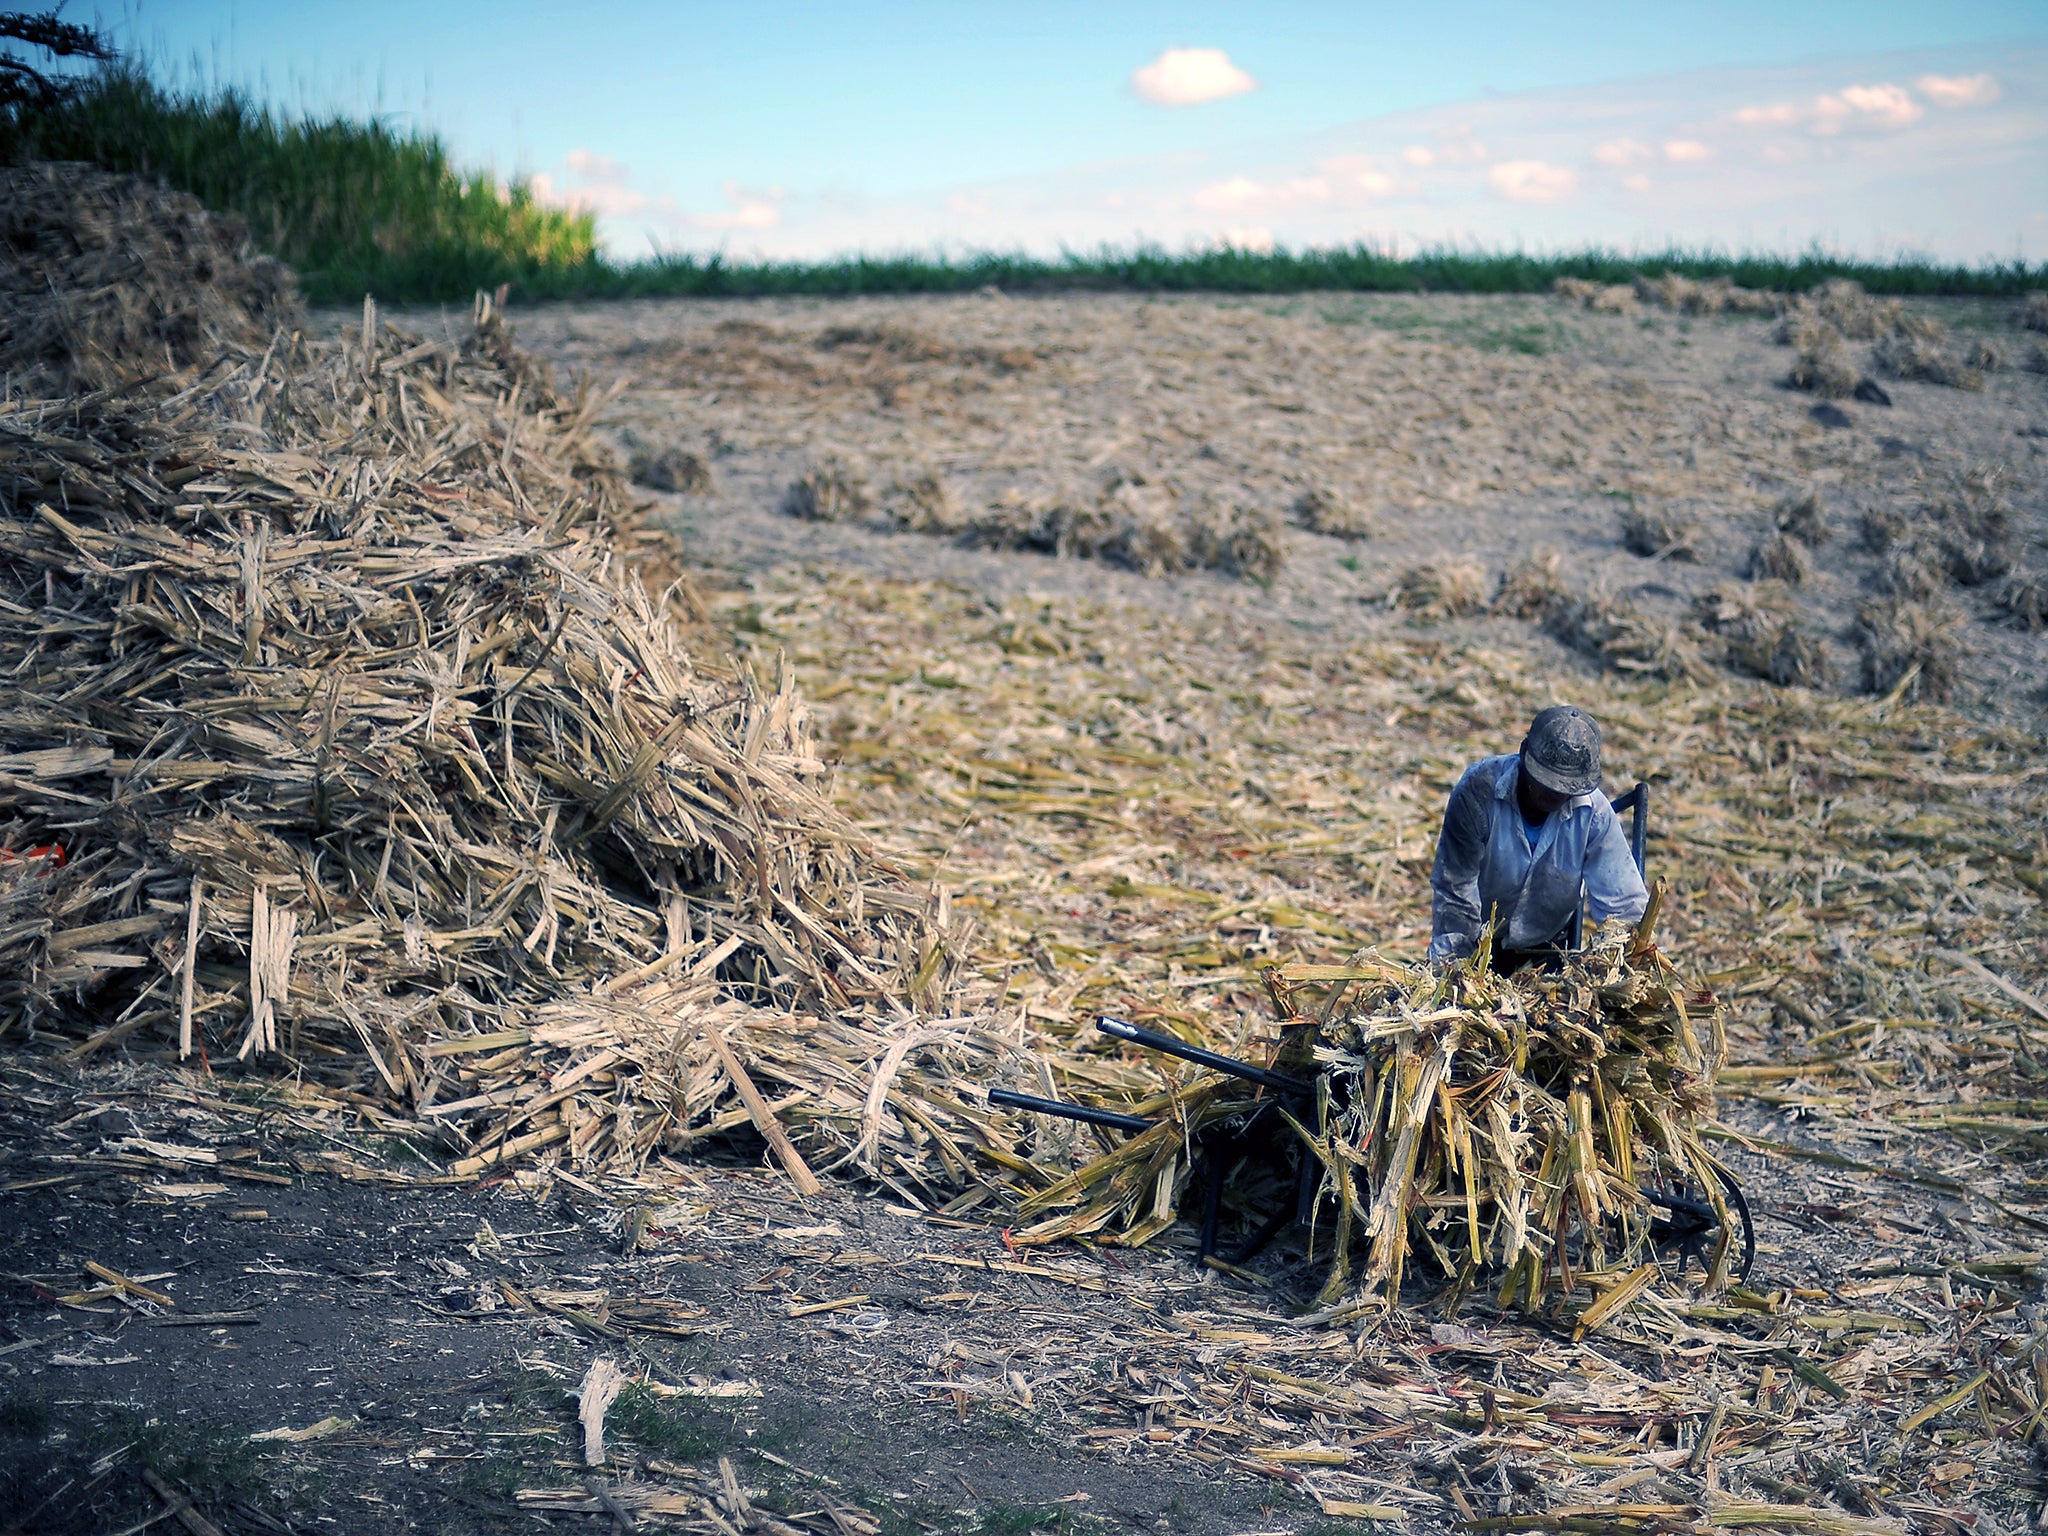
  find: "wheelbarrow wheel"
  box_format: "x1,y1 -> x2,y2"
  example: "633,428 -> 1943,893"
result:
1644,1163 -> 1756,1287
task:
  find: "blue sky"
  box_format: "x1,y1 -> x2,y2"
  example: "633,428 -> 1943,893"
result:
106,2 -> 2048,260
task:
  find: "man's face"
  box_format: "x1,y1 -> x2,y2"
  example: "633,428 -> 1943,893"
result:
1517,756 -> 1572,820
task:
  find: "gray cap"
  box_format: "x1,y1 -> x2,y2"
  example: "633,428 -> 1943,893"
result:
1521,705 -> 1602,796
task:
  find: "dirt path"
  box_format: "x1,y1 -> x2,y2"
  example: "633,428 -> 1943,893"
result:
0,1064 -> 1293,1535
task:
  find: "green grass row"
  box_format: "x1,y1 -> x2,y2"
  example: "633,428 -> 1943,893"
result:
557,245 -> 2046,303
3,64 -> 598,301
6,63 -> 2044,305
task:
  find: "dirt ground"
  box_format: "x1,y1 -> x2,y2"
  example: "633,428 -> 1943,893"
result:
1,1055 -> 2037,1536
0,1060 -> 1332,1536
5,291 -> 2045,1534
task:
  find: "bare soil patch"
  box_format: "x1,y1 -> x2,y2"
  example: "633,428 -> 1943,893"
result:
0,1062 -> 1319,1536
1,1050 -> 2037,1536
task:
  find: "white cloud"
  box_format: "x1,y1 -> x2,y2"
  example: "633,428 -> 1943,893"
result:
1489,159 -> 1577,202
1400,133 -> 1487,168
1621,173 -> 1652,193
1131,47 -> 1257,106
1838,82 -> 1924,125
563,148 -> 624,181
1319,155 -> 1395,195
1593,138 -> 1651,166
1190,162 -> 1395,218
698,182 -> 784,231
531,147 -> 655,218
1737,82 -> 1927,136
1813,82 -> 1922,133
1663,139 -> 1711,162
1190,174 -> 1330,213
1190,175 -> 1265,212
1917,72 -> 1999,107
1734,102 -> 1799,126
1217,226 -> 1275,253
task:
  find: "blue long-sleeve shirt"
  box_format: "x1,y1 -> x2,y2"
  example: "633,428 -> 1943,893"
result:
1426,754 -> 1649,961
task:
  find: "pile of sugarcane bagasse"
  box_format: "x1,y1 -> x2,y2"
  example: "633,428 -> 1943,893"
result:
0,163 -> 1024,1191
1311,886 -> 1734,1311
1011,883 -> 1744,1316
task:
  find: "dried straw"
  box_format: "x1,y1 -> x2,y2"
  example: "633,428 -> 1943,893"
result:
883,470 -> 961,533
1745,532 -> 1811,585
1550,277 -> 1639,315
1629,273 -> 1778,317
1492,550 -> 1569,620
1963,336 -> 2006,372
783,454 -> 874,521
1796,279 -> 1902,342
1772,488 -> 1827,547
1291,485 -> 1372,539
1694,582 -> 1830,689
1391,560 -> 1489,618
1550,597 -> 1714,684
1619,504 -> 1701,561
1855,596 -> 1968,701
628,441 -> 714,495
1858,506 -> 1909,553
1186,498 -> 1287,584
968,480 -> 1182,575
0,163 -> 1012,1192
1994,570 -> 2048,631
1011,893 -> 1737,1315
1873,543 -> 1947,601
1873,333 -> 1984,392
1785,326 -> 1858,398
952,473 -> 1285,583
1930,469 -> 2016,586
1311,899 -> 1730,1308
1490,559 -> 1713,684
0,163 -> 295,394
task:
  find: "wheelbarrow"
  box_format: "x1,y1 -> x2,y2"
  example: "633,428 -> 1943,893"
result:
990,779 -> 1756,1288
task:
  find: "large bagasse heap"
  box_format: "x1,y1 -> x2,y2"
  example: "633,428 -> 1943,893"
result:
0,164 -> 1008,1188
1311,897 -> 1731,1309
0,164 -> 296,394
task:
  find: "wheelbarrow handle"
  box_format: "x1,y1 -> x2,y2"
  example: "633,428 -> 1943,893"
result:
987,1087 -> 1154,1135
1608,781 -> 1649,876
1096,1017 -> 1308,1096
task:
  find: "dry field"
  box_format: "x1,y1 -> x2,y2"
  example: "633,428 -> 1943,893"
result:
527,292 -> 2048,1525
4,247 -> 2046,1536
517,287 -> 2048,711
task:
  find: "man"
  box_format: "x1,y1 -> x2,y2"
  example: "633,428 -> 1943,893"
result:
1426,704 -> 1648,968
